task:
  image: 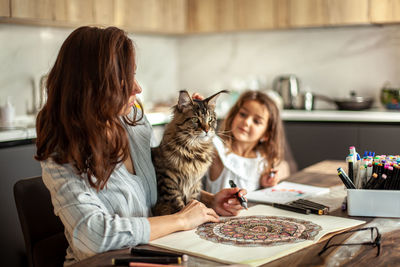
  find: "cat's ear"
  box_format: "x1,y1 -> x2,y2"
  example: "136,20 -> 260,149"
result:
177,90 -> 193,111
205,90 -> 229,109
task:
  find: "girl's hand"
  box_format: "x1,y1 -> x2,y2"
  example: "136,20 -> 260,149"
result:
212,188 -> 247,216
192,93 -> 204,100
176,200 -> 219,230
260,170 -> 280,188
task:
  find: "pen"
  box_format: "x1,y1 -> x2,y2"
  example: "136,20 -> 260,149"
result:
130,247 -> 188,261
272,203 -> 311,214
112,257 -> 182,266
228,180 -> 248,210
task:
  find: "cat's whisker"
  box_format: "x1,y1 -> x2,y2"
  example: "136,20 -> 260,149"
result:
216,132 -> 232,140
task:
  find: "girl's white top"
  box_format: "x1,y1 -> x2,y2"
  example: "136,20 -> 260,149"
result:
204,136 -> 266,194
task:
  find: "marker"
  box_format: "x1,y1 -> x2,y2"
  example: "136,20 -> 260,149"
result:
337,167 -> 356,189
129,262 -> 182,267
291,199 -> 329,214
269,164 -> 276,178
347,157 -> 354,182
365,173 -> 378,189
130,248 -> 188,261
372,173 -> 387,190
272,203 -> 310,214
228,180 -> 248,210
112,257 -> 182,266
289,202 -> 325,215
341,197 -> 347,211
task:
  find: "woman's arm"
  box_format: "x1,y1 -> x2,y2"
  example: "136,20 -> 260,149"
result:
148,200 -> 219,240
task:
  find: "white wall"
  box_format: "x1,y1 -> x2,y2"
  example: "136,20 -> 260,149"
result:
1,23 -> 400,115
0,24 -> 179,115
178,25 -> 400,109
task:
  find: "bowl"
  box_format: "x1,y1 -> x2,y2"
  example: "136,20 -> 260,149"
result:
381,88 -> 400,110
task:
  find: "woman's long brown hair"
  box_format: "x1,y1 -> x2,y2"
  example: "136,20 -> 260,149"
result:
219,90 -> 284,173
35,26 -> 142,190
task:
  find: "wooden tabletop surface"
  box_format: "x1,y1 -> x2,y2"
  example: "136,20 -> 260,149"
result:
71,160 -> 399,267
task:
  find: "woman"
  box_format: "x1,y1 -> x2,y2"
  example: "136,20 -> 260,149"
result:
35,26 -> 245,265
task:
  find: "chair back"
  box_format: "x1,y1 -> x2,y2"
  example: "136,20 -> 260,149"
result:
14,176 -> 68,267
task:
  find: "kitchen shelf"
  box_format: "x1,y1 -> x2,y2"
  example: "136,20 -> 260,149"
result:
1,109 -> 399,144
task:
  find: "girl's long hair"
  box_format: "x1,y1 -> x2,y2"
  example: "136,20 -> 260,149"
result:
219,90 -> 284,173
35,26 -> 142,190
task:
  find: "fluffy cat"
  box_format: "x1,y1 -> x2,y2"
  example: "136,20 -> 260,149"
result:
152,90 -> 227,215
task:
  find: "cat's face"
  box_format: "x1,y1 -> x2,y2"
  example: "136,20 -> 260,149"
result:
173,90 -> 227,143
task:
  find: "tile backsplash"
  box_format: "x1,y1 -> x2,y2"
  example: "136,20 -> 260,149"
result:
178,25 -> 400,109
1,23 -> 400,115
0,24 -> 179,115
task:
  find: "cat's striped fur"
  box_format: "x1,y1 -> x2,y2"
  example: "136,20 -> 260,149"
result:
152,90 -> 226,215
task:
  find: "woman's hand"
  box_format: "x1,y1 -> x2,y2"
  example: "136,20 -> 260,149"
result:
211,188 -> 247,216
260,169 -> 280,188
176,200 -> 219,230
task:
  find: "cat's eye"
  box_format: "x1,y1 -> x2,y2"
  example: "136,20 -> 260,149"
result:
208,117 -> 213,122
191,117 -> 199,123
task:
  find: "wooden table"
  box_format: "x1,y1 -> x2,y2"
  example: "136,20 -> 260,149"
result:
71,160 -> 400,266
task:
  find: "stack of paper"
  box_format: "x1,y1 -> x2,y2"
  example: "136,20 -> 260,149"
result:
246,181 -> 330,204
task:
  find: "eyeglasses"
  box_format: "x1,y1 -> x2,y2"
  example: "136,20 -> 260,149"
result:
318,227 -> 381,257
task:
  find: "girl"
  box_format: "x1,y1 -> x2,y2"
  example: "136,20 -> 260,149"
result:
205,90 -> 290,194
35,26 -> 245,265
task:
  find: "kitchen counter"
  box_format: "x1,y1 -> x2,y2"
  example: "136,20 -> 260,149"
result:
1,109 -> 399,144
281,109 -> 400,122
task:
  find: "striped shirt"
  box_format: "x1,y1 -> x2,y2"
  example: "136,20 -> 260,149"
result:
41,115 -> 157,265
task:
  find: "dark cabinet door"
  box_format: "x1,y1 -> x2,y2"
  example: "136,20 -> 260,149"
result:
284,122 -> 358,170
358,124 -> 400,155
0,143 -> 42,267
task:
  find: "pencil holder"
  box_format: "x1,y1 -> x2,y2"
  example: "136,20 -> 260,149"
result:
347,189 -> 400,217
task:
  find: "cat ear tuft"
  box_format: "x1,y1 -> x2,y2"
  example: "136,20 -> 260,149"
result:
205,90 -> 229,109
177,90 -> 193,111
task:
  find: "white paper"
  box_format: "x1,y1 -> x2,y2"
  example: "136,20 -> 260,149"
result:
246,181 -> 330,204
150,205 -> 365,267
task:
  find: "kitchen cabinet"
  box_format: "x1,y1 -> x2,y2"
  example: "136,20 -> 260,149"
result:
3,0 -> 400,33
0,0 -> 10,17
188,0 -> 371,33
235,0 -> 277,30
370,0 -> 400,23
10,0 -> 114,26
115,0 -> 186,33
11,0 -> 54,21
8,0 -> 186,33
187,0 -> 277,33
284,121 -> 400,170
286,0 -> 369,28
